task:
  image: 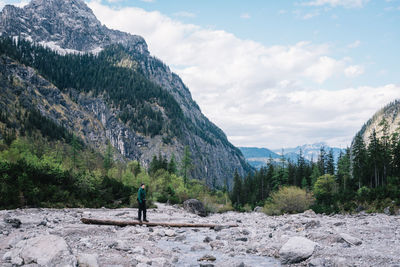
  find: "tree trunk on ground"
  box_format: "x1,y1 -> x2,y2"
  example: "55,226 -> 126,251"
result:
81,218 -> 238,228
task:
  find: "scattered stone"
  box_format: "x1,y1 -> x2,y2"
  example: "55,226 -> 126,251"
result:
213,225 -> 224,231
77,253 -> 99,267
175,235 -> 186,241
37,220 -> 47,227
3,218 -> 21,228
198,255 -> 217,262
279,236 -> 317,264
254,206 -> 263,212
203,236 -> 213,243
2,251 -> 12,261
356,206 -> 365,212
241,229 -> 250,235
200,264 -> 215,267
269,233 -> 273,238
191,244 -> 206,251
209,240 -> 225,249
165,229 -> 176,237
303,210 -> 316,217
308,258 -> 328,267
11,255 -> 23,266
339,233 -> 362,246
305,220 -> 320,229
131,246 -> 145,254
333,221 -> 345,226
384,207 -> 391,215
183,199 -> 207,217
235,237 -> 248,242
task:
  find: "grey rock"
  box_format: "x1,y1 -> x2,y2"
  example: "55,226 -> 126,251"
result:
333,221 -> 345,226
308,258 -> 329,267
305,220 -> 321,229
37,220 -> 47,227
203,236 -> 213,243
3,217 -> 21,228
175,235 -> 186,241
198,254 -> 217,261
165,229 -> 176,237
191,244 -> 206,251
339,233 -> 362,246
384,206 -> 391,215
235,237 -> 248,242
77,253 -> 99,267
2,251 -> 12,261
12,234 -> 76,266
183,199 -> 207,217
355,205 -> 365,212
253,206 -> 263,212
241,229 -> 250,235
279,236 -> 317,264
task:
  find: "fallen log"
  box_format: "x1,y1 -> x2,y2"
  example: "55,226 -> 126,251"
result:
81,217 -> 238,229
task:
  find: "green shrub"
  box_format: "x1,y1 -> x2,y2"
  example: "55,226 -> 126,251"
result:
263,186 -> 314,215
357,186 -> 371,202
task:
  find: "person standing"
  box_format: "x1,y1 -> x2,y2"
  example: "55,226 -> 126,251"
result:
137,183 -> 148,222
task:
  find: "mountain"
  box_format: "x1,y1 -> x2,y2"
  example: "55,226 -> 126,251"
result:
240,143 -> 345,169
273,142 -> 345,163
356,100 -> 400,145
239,147 -> 281,168
0,0 -> 250,187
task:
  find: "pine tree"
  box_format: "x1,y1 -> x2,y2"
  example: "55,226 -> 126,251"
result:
326,149 -> 335,175
167,154 -> 177,174
352,133 -> 367,189
230,170 -> 242,207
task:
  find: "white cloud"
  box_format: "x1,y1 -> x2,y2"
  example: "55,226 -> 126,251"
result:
1,0 -> 28,8
240,13 -> 251,19
173,11 -> 196,18
87,1 -> 394,149
344,65 -> 364,77
302,0 -> 369,8
140,0 -> 155,2
302,11 -> 320,19
348,40 -> 361,48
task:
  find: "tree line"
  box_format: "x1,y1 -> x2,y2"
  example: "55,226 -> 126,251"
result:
231,123 -> 400,214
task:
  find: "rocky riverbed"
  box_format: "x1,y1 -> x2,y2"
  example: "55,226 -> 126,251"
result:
1,203 -> 400,266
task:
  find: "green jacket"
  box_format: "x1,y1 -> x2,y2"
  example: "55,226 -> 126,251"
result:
138,187 -> 146,203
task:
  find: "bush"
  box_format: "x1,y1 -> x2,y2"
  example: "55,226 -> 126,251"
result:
357,186 -> 371,202
263,186 -> 314,215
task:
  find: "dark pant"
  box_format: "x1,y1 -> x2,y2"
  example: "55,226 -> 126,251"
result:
138,200 -> 146,221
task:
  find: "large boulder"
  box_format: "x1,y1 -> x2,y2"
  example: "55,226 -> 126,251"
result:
183,199 -> 207,217
7,234 -> 76,266
279,236 -> 317,264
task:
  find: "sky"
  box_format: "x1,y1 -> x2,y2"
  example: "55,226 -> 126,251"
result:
2,0 -> 400,149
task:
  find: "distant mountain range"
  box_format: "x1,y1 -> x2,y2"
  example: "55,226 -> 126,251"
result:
240,142 -> 346,169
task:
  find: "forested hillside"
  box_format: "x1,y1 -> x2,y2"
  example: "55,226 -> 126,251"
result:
0,0 -> 250,188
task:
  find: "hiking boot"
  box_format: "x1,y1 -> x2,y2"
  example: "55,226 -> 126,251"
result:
143,219 -> 149,222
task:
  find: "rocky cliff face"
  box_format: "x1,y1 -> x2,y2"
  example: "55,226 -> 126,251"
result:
356,100 -> 400,145
0,0 -> 250,186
